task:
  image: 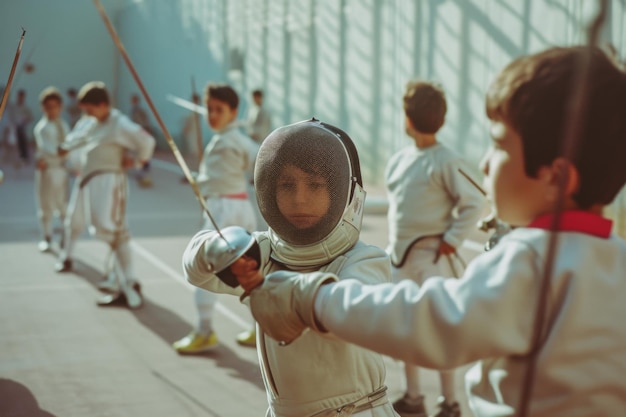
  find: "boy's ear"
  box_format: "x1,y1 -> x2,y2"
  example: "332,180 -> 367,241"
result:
541,157 -> 580,203
405,115 -> 416,133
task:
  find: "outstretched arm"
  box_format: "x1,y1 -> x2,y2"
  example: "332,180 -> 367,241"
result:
58,116 -> 95,155
313,242 -> 538,369
249,238 -> 539,369
440,160 -> 486,250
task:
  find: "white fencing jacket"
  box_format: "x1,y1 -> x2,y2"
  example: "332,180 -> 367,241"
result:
385,143 -> 485,266
184,231 -> 398,417
62,109 -> 155,183
33,116 -> 70,169
315,211 -> 626,417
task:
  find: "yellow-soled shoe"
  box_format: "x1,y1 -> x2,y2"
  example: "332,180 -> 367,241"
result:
236,329 -> 257,348
173,331 -> 218,354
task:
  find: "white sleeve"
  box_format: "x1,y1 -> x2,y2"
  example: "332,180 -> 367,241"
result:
314,239 -> 540,369
33,122 -> 57,157
182,229 -> 245,297
118,115 -> 156,162
62,116 -> 96,151
384,150 -> 402,183
440,157 -> 486,248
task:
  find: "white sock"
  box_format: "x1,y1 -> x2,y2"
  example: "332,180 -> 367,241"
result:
404,364 -> 421,399
195,288 -> 217,335
439,370 -> 458,403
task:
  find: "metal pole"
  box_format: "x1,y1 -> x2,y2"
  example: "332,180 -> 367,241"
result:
93,0 -> 230,244
0,29 -> 26,123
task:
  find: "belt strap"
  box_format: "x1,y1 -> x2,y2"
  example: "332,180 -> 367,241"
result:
222,192 -> 248,199
337,386 -> 388,415
204,192 -> 248,200
393,234 -> 444,267
79,169 -> 122,188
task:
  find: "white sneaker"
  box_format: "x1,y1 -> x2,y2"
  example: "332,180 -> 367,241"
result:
121,282 -> 143,309
38,239 -> 51,253
97,273 -> 120,293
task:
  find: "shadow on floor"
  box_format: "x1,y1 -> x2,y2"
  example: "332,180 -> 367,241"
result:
64,257 -> 266,392
0,379 -> 56,417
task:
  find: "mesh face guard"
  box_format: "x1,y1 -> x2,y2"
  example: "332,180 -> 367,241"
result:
255,118 -> 361,246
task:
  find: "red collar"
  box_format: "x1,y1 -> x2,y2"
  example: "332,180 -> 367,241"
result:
528,211 -> 612,238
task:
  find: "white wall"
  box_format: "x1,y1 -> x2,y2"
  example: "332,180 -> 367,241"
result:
2,0 -> 624,185
0,0 -> 120,129
114,0 -> 229,149
232,0 -> 625,184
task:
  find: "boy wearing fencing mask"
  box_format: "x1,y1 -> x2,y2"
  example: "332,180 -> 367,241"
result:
182,118 -> 399,416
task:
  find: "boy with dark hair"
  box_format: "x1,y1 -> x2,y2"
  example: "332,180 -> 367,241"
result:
239,46 -> 626,416
55,81 -> 155,309
403,80 -> 447,133
386,79 -> 484,417
33,86 -> 70,252
173,83 -> 260,353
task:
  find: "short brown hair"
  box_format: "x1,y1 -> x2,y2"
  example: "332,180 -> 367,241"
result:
403,80 -> 447,134
39,86 -> 63,105
486,46 -> 626,208
78,81 -> 110,105
205,83 -> 239,109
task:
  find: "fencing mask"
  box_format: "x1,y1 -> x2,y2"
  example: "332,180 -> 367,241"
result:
254,118 -> 365,266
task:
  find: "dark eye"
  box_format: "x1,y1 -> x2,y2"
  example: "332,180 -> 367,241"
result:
308,181 -> 326,190
277,181 -> 295,191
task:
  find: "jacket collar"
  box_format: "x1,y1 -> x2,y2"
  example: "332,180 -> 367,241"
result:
528,210 -> 612,238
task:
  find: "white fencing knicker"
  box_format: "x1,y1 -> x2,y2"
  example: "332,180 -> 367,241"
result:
62,169 -> 142,309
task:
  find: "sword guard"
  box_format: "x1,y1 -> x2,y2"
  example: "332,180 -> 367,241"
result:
202,226 -> 258,287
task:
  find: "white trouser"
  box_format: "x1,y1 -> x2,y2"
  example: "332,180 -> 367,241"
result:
61,172 -> 134,279
35,166 -> 68,238
195,196 -> 257,333
391,236 -> 466,402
